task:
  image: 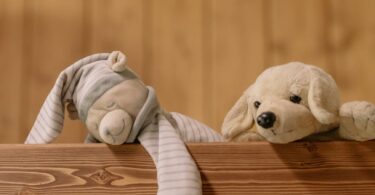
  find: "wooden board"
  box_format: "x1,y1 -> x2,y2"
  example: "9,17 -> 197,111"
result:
23,0 -> 87,143
211,0 -> 266,130
329,0 -> 375,103
87,0 -> 144,78
147,0 -> 207,124
2,142 -> 375,194
0,0 -> 24,143
267,0 -> 329,70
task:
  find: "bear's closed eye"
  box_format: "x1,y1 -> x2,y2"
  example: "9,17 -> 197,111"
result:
107,102 -> 117,109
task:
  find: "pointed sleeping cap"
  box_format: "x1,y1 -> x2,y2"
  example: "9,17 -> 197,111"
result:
24,51 -> 139,144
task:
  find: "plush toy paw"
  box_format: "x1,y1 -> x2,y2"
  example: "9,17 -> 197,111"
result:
339,101 -> 375,141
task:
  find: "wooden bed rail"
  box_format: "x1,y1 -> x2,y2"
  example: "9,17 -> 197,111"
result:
2,142 -> 375,194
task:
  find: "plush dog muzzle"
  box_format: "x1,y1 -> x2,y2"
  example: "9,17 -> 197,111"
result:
254,98 -> 320,143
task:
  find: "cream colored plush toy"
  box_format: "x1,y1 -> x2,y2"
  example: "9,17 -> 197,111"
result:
25,51 -> 222,195
222,62 -> 375,143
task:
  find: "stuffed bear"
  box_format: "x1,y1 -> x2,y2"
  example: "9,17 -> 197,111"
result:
222,62 -> 375,143
25,51 -> 222,195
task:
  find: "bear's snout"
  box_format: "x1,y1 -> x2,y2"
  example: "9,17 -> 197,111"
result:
257,112 -> 276,129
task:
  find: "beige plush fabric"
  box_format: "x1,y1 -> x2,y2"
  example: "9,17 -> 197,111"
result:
25,51 -> 223,195
139,112 -> 222,195
222,62 -> 375,143
339,101 -> 375,141
25,52 -> 116,143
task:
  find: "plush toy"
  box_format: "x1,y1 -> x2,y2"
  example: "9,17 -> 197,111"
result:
222,62 -> 375,143
25,51 -> 223,195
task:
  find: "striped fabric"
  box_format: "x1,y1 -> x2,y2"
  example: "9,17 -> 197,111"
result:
86,111 -> 223,194
170,112 -> 223,143
83,110 -> 223,195
139,114 -> 202,195
24,51 -> 223,195
25,51 -> 141,144
139,113 -> 223,195
25,53 -> 111,144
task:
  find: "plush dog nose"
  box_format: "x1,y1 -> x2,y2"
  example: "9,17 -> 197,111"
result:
257,112 -> 276,129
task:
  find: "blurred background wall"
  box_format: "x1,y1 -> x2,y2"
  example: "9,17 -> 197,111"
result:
0,0 -> 374,143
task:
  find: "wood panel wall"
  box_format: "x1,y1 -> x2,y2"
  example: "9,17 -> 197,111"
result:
0,0 -> 374,143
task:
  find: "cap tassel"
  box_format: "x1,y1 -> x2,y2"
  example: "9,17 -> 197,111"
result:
108,51 -> 127,72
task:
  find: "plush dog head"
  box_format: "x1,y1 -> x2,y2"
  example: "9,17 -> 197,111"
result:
222,62 -> 341,143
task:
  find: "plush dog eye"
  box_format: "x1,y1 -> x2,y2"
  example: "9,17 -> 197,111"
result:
254,101 -> 261,109
290,95 -> 302,104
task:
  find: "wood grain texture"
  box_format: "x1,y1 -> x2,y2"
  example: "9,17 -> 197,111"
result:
267,0 -> 330,70
148,0 -> 207,123
87,0 -> 145,78
1,142 -> 375,194
329,0 -> 375,103
23,0 -> 87,143
211,0 -> 266,130
1,1 -> 375,143
0,0 -> 24,143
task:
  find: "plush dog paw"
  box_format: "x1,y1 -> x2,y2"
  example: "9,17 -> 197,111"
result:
339,101 -> 375,141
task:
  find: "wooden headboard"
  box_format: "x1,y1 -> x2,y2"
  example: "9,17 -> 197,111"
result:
1,142 -> 375,194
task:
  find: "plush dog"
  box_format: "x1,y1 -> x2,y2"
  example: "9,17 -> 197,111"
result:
25,51 -> 222,195
222,62 -> 375,143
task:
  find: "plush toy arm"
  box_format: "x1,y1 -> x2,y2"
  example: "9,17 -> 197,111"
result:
170,112 -> 223,142
338,101 -> 375,141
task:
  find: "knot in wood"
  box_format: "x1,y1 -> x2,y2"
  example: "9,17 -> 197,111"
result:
89,169 -> 120,185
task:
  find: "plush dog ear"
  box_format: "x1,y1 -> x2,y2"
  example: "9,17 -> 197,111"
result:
308,69 -> 340,125
222,88 -> 254,140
